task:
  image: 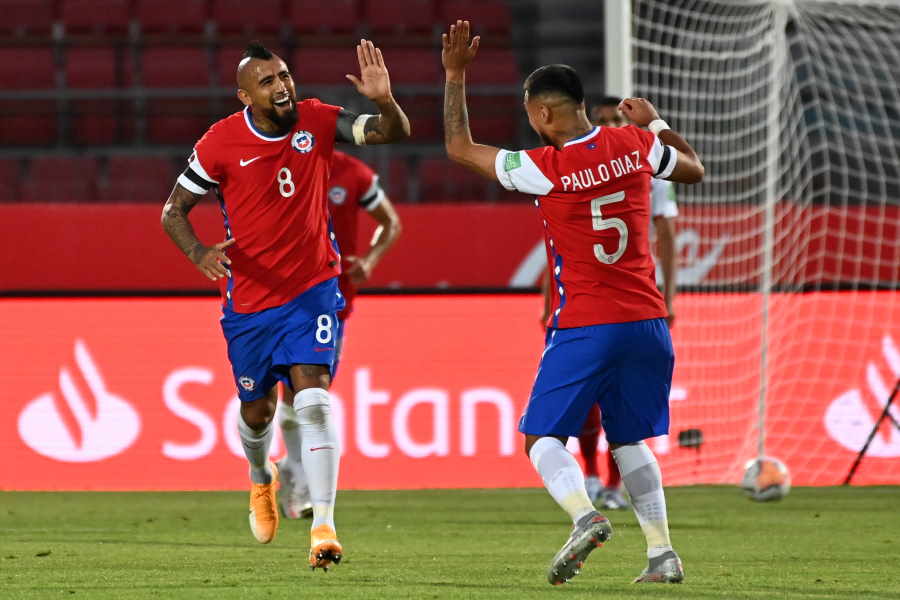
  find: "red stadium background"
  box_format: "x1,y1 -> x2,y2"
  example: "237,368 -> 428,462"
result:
2,202 -> 898,291
2,292 -> 898,491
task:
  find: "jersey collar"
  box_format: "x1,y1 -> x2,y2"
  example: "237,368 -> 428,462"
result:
243,107 -> 290,141
562,126 -> 601,148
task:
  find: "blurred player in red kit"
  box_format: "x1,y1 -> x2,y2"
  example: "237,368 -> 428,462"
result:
161,40 -> 409,570
276,149 -> 402,520
441,21 -> 703,585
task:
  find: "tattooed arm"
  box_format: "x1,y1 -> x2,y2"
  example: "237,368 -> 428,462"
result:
442,20 -> 500,179
161,183 -> 233,281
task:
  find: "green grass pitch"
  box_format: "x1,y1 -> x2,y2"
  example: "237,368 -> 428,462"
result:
2,486 -> 899,599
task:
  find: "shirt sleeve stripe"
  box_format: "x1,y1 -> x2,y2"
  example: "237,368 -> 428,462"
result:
176,172 -> 208,195
654,146 -> 671,176
647,136 -> 664,172
359,175 -> 380,203
362,188 -> 385,211
654,146 -> 678,179
182,166 -> 215,191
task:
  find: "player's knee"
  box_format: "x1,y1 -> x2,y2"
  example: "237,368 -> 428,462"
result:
297,402 -> 330,426
240,405 -> 274,430
523,435 -> 542,458
294,388 -> 331,426
240,392 -> 277,429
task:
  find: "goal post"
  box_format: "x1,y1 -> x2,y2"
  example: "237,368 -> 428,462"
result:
629,0 -> 900,485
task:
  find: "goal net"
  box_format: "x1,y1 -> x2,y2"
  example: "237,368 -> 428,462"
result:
631,0 -> 900,485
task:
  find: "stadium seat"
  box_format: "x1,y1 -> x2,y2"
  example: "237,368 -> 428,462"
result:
385,158 -> 410,203
0,0 -> 54,36
99,156 -> 176,203
0,101 -> 57,146
135,0 -> 208,34
439,0 -> 512,33
0,48 -> 56,89
216,44 -> 290,87
395,93 -> 441,143
364,0 -> 436,32
69,100 -> 128,146
139,47 -> 211,87
61,0 -> 131,34
468,94 -> 519,145
65,47 -> 118,88
291,48 -> 360,85
288,0 -> 358,32
0,159 -> 22,202
418,157 -> 491,202
380,48 -> 439,84
145,98 -> 213,144
20,157 -> 99,203
216,45 -> 244,87
212,0 -> 282,34
465,49 -> 519,85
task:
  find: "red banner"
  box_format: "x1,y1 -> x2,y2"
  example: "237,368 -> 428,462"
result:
1,202 -> 896,291
2,293 -> 898,491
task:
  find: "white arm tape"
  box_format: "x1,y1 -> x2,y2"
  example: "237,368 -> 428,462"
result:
648,119 -> 671,135
352,114 -> 376,146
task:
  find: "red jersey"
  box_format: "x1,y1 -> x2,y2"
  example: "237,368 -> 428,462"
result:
327,151 -> 384,320
177,100 -> 342,313
495,125 -> 678,328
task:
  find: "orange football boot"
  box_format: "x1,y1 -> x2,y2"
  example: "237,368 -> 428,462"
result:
309,524 -> 343,571
248,462 -> 280,544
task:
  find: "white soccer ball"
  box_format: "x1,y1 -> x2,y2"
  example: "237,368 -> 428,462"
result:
740,456 -> 791,502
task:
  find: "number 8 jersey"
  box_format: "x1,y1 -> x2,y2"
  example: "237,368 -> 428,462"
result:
177,99 -> 342,313
495,125 -> 678,329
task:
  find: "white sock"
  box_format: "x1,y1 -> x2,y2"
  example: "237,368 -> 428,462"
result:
277,401 -> 309,489
293,388 -> 340,529
613,442 -> 673,559
529,437 -> 596,524
237,413 -> 274,485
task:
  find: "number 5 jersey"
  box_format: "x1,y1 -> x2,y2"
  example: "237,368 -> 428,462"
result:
495,125 -> 678,328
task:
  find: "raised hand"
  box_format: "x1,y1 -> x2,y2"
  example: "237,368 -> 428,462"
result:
618,97 -> 661,128
442,19 -> 480,74
346,39 -> 393,103
192,238 -> 234,281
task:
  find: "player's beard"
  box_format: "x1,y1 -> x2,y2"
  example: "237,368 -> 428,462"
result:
265,99 -> 298,135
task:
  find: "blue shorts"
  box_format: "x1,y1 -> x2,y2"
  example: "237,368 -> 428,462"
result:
220,277 -> 345,402
519,318 -> 674,444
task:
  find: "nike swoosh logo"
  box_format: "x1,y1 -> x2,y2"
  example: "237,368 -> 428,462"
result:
239,156 -> 262,166
310,446 -> 334,452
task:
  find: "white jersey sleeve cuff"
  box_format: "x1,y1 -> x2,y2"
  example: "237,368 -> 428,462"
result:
495,149 -> 554,196
176,173 -> 208,195
495,150 -> 517,191
647,137 -> 678,179
654,146 -> 678,179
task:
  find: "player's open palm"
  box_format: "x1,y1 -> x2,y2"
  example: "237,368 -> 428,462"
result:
442,20 -> 480,73
193,238 -> 234,281
346,40 -> 392,102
